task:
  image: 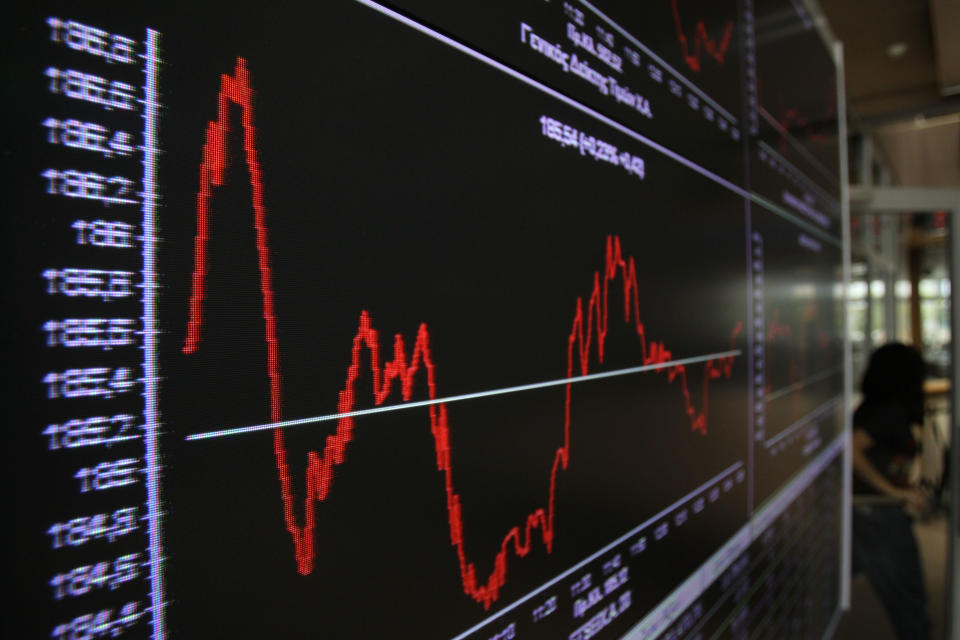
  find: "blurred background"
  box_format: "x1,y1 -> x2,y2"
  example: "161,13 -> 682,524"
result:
816,0 -> 959,636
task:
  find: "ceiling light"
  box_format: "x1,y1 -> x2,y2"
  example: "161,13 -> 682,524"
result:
886,41 -> 909,58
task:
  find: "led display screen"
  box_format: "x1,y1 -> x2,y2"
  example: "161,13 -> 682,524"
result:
3,1 -> 846,638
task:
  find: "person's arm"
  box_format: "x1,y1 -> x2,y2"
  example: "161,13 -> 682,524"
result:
852,427 -> 927,513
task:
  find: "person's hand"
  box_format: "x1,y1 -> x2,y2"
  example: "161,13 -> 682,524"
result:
896,488 -> 929,517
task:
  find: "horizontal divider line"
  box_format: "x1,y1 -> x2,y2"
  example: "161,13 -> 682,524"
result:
353,0 -> 750,202
764,365 -> 843,403
756,138 -> 840,204
186,349 -> 741,441
747,191 -> 842,247
763,394 -> 843,448
756,106 -> 839,188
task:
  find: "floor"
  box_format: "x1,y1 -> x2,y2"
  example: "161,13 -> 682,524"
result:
833,513 -> 948,639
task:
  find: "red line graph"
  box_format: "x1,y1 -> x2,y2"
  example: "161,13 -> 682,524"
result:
183,57 -> 743,610
766,311 -> 800,403
670,0 -> 734,72
767,311 -> 793,342
765,306 -> 833,421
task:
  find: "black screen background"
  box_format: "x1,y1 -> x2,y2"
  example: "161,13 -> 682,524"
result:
2,1 -> 844,638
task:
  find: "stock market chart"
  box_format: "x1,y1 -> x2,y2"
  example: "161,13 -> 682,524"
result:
3,1 -> 847,638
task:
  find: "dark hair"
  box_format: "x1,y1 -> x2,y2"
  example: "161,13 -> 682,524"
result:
860,342 -> 925,423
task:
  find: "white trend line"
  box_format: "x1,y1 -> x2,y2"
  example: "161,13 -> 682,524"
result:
186,350 -> 741,441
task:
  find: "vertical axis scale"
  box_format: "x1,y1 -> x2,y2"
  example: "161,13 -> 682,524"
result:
140,28 -> 165,640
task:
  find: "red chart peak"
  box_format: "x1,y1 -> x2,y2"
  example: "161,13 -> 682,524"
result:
670,0 -> 734,72
183,56 -> 742,609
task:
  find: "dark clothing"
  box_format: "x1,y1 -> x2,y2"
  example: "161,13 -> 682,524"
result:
852,504 -> 931,640
852,402 -> 920,495
852,400 -> 930,640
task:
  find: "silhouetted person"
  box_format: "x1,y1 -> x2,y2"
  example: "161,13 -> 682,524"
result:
852,343 -> 932,640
